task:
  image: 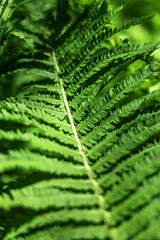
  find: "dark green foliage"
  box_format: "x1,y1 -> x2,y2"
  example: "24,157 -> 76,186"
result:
0,0 -> 160,239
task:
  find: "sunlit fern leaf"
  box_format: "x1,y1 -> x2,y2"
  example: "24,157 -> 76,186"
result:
0,0 -> 160,239
0,0 -> 9,19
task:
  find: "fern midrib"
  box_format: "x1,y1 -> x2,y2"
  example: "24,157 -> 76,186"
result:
52,50 -> 111,226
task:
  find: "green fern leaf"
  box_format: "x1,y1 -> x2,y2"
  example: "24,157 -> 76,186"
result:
0,1 -> 160,239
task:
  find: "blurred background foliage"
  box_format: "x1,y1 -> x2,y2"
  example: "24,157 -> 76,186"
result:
0,0 -> 59,100
0,0 -> 160,103
110,0 -> 160,44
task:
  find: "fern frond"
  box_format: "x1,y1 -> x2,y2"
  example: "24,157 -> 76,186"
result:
56,5 -> 124,65
58,11 -> 153,72
87,111 -> 160,160
93,114 -> 160,174
80,90 -> 160,144
64,42 -> 159,97
0,0 -> 160,239
73,65 -> 157,123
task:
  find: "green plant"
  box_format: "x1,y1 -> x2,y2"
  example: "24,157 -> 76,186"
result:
0,0 -> 160,239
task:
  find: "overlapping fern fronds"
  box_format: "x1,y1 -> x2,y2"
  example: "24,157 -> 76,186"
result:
0,0 -> 160,239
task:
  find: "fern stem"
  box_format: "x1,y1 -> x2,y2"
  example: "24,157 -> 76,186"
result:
52,50 -> 111,227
